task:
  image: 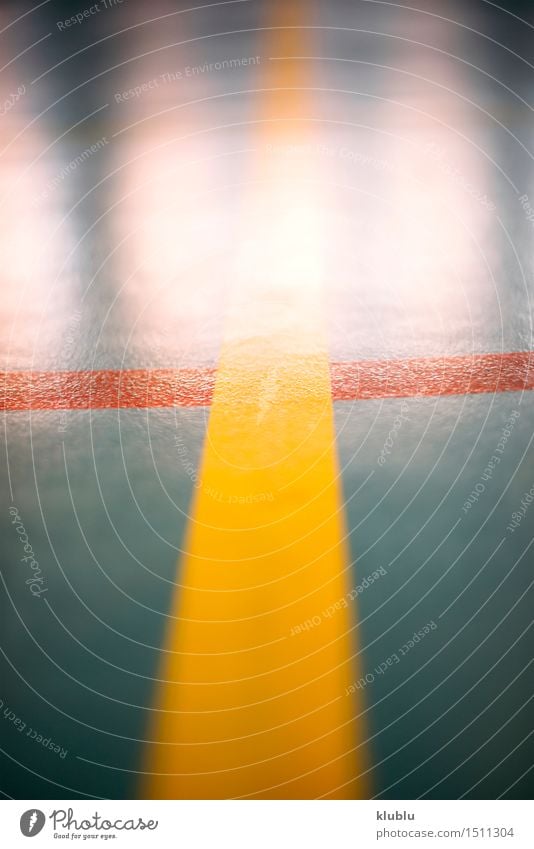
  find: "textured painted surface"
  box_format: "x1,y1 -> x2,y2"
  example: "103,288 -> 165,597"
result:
3,352 -> 534,411
0,0 -> 533,802
142,0 -> 370,800
142,335 -> 370,799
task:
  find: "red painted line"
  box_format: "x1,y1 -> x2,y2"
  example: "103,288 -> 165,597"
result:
2,352 -> 533,412
330,351 -> 534,401
1,367 -> 216,412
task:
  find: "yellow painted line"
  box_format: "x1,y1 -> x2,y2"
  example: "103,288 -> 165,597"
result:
142,1 -> 370,800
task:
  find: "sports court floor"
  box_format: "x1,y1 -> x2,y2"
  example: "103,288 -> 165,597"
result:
1,0 -> 533,799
